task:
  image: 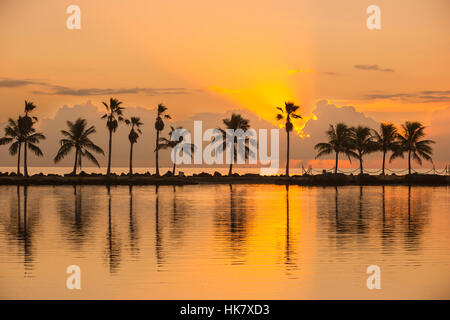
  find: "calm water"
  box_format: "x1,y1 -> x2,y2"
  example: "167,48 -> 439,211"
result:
0,184 -> 449,299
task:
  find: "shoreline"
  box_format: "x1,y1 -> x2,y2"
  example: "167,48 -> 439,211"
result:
0,172 -> 448,186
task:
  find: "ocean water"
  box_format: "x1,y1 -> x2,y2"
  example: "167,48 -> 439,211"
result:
0,184 -> 449,299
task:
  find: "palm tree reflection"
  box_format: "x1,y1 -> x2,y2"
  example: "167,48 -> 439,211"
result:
128,185 -> 139,256
106,186 -> 121,274
284,185 -> 297,274
155,185 -> 165,269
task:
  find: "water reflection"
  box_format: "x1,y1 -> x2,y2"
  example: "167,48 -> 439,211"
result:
106,186 -> 121,274
284,185 -> 297,275
0,184 -> 446,299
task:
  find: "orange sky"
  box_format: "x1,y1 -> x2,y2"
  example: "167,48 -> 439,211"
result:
0,0 -> 449,131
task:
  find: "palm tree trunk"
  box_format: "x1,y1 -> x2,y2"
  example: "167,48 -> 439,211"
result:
129,142 -> 134,176
107,129 -> 113,175
286,131 -> 290,176
360,156 -> 363,175
382,150 -> 386,175
23,142 -> 28,177
72,148 -> 78,175
172,152 -> 176,175
335,151 -> 339,174
408,150 -> 411,175
17,143 -> 22,175
155,130 -> 160,176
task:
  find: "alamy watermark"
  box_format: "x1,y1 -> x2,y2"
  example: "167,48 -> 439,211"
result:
169,121 -> 280,175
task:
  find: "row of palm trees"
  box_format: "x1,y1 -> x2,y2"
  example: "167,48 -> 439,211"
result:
313,121 -> 434,175
1,99 -> 436,177
276,102 -> 434,176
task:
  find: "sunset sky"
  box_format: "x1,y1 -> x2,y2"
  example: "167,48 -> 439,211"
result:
0,0 -> 449,168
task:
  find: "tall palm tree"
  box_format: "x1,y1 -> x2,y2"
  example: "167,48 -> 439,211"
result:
314,123 -> 354,174
158,126 -> 195,175
125,117 -> 143,176
349,126 -> 377,175
391,121 -> 435,175
23,101 -> 38,177
101,98 -> 124,175
276,102 -> 302,176
21,117 -> 45,176
0,117 -> 25,174
54,118 -> 104,175
154,104 -> 171,176
218,113 -> 251,176
372,123 -> 399,175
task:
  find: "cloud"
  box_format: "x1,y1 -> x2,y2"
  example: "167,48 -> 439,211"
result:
0,77 -> 192,96
288,69 -> 311,75
288,70 -> 341,76
362,90 -> 450,103
354,64 -> 395,72
32,86 -> 191,96
0,78 -> 47,88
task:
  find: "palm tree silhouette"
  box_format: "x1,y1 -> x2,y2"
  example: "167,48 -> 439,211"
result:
391,121 -> 435,175
158,126 -> 195,175
53,118 -> 104,174
349,126 -> 377,175
373,123 -> 399,175
0,118 -> 25,174
276,102 -> 302,176
154,104 -> 171,176
124,117 -> 143,176
218,113 -> 251,176
101,98 -> 124,176
22,101 -> 39,177
314,123 -> 353,174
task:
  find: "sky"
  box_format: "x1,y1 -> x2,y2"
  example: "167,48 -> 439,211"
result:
0,0 -> 449,169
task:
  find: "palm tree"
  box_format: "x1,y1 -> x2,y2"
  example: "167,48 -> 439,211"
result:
314,123 -> 354,174
21,118 -> 45,175
349,126 -> 377,175
125,117 -> 143,176
276,102 -> 302,176
0,118 -> 25,174
54,118 -> 104,175
158,126 -> 195,175
372,123 -> 399,175
23,101 -> 38,177
101,98 -> 124,176
391,121 -> 435,175
218,113 -> 251,176
154,104 -> 171,176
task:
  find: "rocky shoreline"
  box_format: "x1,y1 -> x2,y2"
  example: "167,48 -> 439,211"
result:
0,172 -> 448,186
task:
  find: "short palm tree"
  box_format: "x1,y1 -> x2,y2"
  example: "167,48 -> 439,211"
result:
154,104 -> 171,176
372,123 -> 399,175
158,126 -> 195,175
314,123 -> 354,174
349,126 -> 377,175
54,118 -> 104,175
0,118 -> 25,174
391,121 -> 435,175
218,113 -> 251,176
23,100 -> 39,177
101,98 -> 124,175
125,117 -> 143,176
276,102 -> 302,176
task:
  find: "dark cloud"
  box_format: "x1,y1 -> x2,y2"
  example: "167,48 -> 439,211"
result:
33,86 -> 191,96
354,64 -> 395,72
0,77 -> 192,96
319,72 -> 342,76
363,90 -> 450,103
0,78 -> 47,88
